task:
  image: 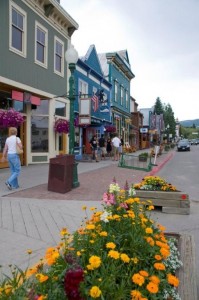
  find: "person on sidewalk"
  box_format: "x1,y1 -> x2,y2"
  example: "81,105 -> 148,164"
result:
98,134 -> 106,160
119,136 -> 124,158
111,134 -> 121,161
89,135 -> 99,162
106,137 -> 112,159
1,127 -> 23,190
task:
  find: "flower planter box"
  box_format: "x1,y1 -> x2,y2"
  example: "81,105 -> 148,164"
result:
135,190 -> 190,214
166,233 -> 198,300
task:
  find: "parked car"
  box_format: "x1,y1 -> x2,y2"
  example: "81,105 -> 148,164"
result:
177,139 -> 190,151
190,139 -> 198,145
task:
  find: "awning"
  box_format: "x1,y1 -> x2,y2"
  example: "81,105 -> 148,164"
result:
31,96 -> 41,106
12,90 -> 23,102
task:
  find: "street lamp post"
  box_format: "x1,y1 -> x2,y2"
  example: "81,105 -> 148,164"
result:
65,45 -> 79,188
166,124 -> 170,144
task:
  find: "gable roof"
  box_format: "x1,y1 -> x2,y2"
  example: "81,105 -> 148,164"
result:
81,45 -> 104,77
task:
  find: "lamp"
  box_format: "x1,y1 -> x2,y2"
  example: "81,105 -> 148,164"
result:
65,44 -> 79,188
166,124 -> 170,144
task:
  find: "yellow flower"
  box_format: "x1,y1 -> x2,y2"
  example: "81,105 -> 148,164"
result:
82,205 -> 87,210
106,242 -> 116,249
132,273 -> 145,286
86,224 -> 95,230
132,257 -> 139,264
60,228 -> 69,236
167,273 -> 180,287
26,249 -> 32,255
77,251 -> 81,256
120,253 -> 130,263
36,273 -> 49,283
148,205 -> 154,211
90,207 -> 97,211
145,227 -> 153,234
99,231 -> 108,236
108,250 -> 120,259
146,282 -> 159,293
89,256 -> 101,269
89,286 -> 102,298
146,237 -> 155,246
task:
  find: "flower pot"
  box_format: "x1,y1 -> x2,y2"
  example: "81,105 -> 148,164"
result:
135,190 -> 190,214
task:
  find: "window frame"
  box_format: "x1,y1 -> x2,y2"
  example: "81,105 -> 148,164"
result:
114,81 -> 118,102
54,36 -> 64,77
9,0 -> 27,57
35,21 -> 48,68
125,90 -> 128,108
120,86 -> 124,106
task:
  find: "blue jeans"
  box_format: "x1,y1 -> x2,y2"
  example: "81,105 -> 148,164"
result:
7,154 -> 21,188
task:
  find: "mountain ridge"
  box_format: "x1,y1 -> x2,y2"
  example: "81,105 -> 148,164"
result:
180,119 -> 199,127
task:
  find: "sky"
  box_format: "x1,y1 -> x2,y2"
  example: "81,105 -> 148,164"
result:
61,0 -> 199,121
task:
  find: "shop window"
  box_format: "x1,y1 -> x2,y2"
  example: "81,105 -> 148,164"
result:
32,99 -> 49,115
55,100 -> 66,117
31,116 -> 49,152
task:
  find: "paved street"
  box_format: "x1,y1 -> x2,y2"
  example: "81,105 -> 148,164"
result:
0,150 -> 198,297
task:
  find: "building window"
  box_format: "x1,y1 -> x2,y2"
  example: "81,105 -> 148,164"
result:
9,1 -> 27,57
35,22 -> 48,67
121,86 -> 124,106
79,80 -> 88,97
55,100 -> 66,117
31,100 -> 49,153
114,81 -> 118,102
54,37 -> 64,76
125,90 -> 128,108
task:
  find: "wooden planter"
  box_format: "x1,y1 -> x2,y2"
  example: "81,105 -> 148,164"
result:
166,233 -> 198,300
135,190 -> 190,214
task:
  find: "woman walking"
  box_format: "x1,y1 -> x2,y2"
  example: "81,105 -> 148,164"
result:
1,127 -> 23,190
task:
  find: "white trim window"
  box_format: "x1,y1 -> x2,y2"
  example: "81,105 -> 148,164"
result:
121,86 -> 124,106
114,81 -> 118,102
54,36 -> 64,76
125,90 -> 128,108
35,21 -> 48,68
79,79 -> 88,98
9,1 -> 27,57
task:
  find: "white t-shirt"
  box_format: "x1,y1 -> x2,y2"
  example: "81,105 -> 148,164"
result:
6,135 -> 21,154
112,137 -> 121,148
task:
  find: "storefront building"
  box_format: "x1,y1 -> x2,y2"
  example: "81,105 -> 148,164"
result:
0,0 -> 78,168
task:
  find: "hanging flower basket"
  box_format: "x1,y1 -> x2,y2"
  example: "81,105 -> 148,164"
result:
0,109 -> 24,128
104,125 -> 116,133
54,118 -> 70,134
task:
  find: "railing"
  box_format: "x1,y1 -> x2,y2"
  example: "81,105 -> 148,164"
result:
118,153 -> 152,171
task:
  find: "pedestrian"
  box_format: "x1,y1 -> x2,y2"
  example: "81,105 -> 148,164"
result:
119,136 -> 124,158
0,127 -> 23,190
106,137 -> 112,159
98,134 -> 106,160
111,134 -> 121,161
89,135 -> 99,162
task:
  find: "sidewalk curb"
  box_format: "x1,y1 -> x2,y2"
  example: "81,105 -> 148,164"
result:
149,152 -> 175,176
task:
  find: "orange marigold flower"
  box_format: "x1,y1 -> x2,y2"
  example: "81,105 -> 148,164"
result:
89,256 -> 101,269
146,237 -> 155,246
99,231 -> 108,236
139,270 -> 149,277
154,262 -> 165,270
160,247 -> 170,258
130,289 -> 142,299
36,273 -> 49,283
154,254 -> 162,261
149,275 -> 160,285
132,273 -> 145,286
167,273 -> 180,287
146,282 -> 159,293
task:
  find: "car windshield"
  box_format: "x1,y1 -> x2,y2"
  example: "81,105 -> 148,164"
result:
179,139 -> 189,144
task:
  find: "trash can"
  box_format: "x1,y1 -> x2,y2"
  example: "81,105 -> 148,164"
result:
48,154 -> 74,193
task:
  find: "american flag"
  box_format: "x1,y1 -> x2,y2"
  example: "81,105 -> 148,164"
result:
91,94 -> 99,112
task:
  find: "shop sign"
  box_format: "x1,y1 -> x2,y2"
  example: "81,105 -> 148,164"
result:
140,128 -> 148,133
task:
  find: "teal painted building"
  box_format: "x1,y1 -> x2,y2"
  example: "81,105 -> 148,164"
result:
74,45 -> 112,159
0,0 -> 78,167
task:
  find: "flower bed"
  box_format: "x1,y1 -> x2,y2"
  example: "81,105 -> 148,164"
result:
0,180 -> 184,300
134,176 -> 190,215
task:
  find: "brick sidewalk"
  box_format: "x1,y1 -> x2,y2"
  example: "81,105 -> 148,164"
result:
7,151 -> 175,201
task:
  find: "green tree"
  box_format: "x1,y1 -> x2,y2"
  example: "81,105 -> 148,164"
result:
163,103 -> 176,139
153,97 -> 164,114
